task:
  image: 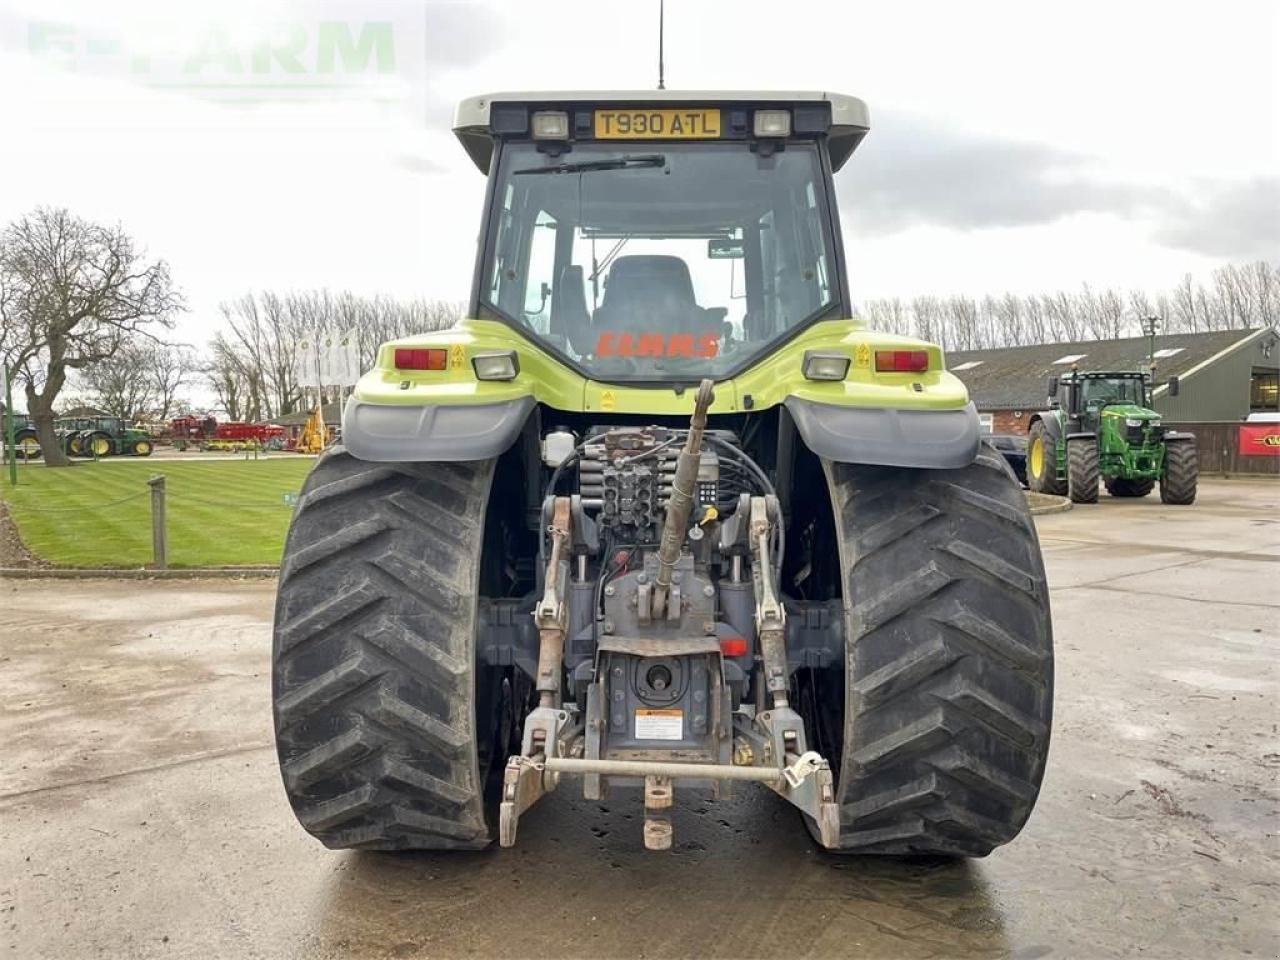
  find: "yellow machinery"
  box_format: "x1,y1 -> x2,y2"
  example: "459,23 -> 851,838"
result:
296,404 -> 328,454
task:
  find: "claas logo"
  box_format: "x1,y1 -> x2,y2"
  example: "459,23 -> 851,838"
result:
1253,433 -> 1280,447
595,332 -> 719,359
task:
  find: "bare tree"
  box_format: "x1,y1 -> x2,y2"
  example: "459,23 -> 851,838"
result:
148,342 -> 196,420
1022,295 -> 1048,344
205,338 -> 251,421
1097,288 -> 1126,340
861,298 -> 911,336
0,207 -> 182,465
79,338 -> 155,419
910,296 -> 945,347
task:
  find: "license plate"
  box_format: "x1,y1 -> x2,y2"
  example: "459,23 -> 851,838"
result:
594,108 -> 721,140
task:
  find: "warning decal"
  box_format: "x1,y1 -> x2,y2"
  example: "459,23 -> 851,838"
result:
635,708 -> 683,741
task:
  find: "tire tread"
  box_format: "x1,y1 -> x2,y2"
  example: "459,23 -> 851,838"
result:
823,447 -> 1053,856
273,447 -> 494,850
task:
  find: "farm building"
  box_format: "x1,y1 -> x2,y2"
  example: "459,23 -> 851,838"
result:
948,327 -> 1280,435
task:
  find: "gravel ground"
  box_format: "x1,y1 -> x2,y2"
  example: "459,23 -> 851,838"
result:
0,477 -> 1276,959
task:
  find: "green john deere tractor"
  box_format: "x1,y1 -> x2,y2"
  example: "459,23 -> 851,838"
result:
11,415 -> 42,460
272,91 -> 1053,857
63,417 -> 155,458
1026,369 -> 1197,505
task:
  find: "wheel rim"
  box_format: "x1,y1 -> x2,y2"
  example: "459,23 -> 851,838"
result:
92,437 -> 110,456
136,441 -> 151,455
19,438 -> 38,458
1029,436 -> 1044,477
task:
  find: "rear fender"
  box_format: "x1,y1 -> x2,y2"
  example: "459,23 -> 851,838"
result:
342,394 -> 535,462
783,397 -> 980,469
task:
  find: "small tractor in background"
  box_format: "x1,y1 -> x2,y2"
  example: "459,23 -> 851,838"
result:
1026,368 -> 1197,504
17,415 -> 156,459
63,416 -> 155,458
12,415 -> 41,460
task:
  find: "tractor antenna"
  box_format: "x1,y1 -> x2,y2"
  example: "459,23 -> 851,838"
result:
657,0 -> 665,90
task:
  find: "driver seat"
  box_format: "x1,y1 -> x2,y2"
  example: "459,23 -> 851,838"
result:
594,255 -> 707,334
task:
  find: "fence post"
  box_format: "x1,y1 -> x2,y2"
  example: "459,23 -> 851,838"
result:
148,475 -> 167,570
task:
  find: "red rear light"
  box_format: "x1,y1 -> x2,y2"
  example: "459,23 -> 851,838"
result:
394,348 -> 448,371
720,637 -> 748,658
875,350 -> 929,373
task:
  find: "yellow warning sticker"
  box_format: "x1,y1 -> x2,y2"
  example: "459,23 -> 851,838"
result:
600,389 -> 616,411
635,708 -> 683,741
449,344 -> 465,369
855,342 -> 871,368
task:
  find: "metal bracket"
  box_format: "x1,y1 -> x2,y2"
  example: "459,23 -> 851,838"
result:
499,755 -> 545,847
500,706 -> 576,847
534,497 -> 572,705
749,496 -> 789,707
782,751 -> 824,788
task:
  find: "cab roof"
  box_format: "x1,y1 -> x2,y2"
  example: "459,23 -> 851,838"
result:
453,90 -> 870,174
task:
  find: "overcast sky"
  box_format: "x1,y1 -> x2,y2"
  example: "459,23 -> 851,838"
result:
1,0 -> 1276,349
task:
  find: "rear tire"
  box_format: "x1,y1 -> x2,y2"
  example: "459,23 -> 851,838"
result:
1160,440 -> 1198,505
817,446 -> 1053,856
1026,422 -> 1066,496
85,433 -> 112,458
15,430 -> 40,460
1067,438 -> 1099,503
272,448 -> 503,849
1104,477 -> 1153,498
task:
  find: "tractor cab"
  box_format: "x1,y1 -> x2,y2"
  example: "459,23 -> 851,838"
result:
1053,370 -> 1156,432
453,91 -> 868,383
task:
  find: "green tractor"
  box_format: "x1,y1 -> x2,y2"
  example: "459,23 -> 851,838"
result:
1026,369 -> 1197,505
65,417 -> 155,458
11,415 -> 42,460
272,91 -> 1053,857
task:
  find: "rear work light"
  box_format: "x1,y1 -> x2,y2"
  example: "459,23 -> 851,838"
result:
802,351 -> 850,381
753,109 -> 791,137
472,351 -> 520,381
394,347 -> 447,371
875,350 -> 929,373
531,111 -> 570,140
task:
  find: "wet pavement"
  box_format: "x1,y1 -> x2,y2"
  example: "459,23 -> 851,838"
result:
1,478 -> 1277,959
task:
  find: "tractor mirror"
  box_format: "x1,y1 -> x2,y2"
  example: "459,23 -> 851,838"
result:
1046,375 -> 1059,398
1167,375 -> 1180,397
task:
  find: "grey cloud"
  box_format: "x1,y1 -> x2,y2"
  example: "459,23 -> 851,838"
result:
839,111 -> 1165,232
839,111 -> 1277,260
1151,177 -> 1280,260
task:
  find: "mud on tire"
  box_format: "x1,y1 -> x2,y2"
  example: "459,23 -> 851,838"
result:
820,445 -> 1053,856
273,448 -> 499,850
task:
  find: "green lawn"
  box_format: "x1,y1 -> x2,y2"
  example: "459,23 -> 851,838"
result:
0,458 -> 315,568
